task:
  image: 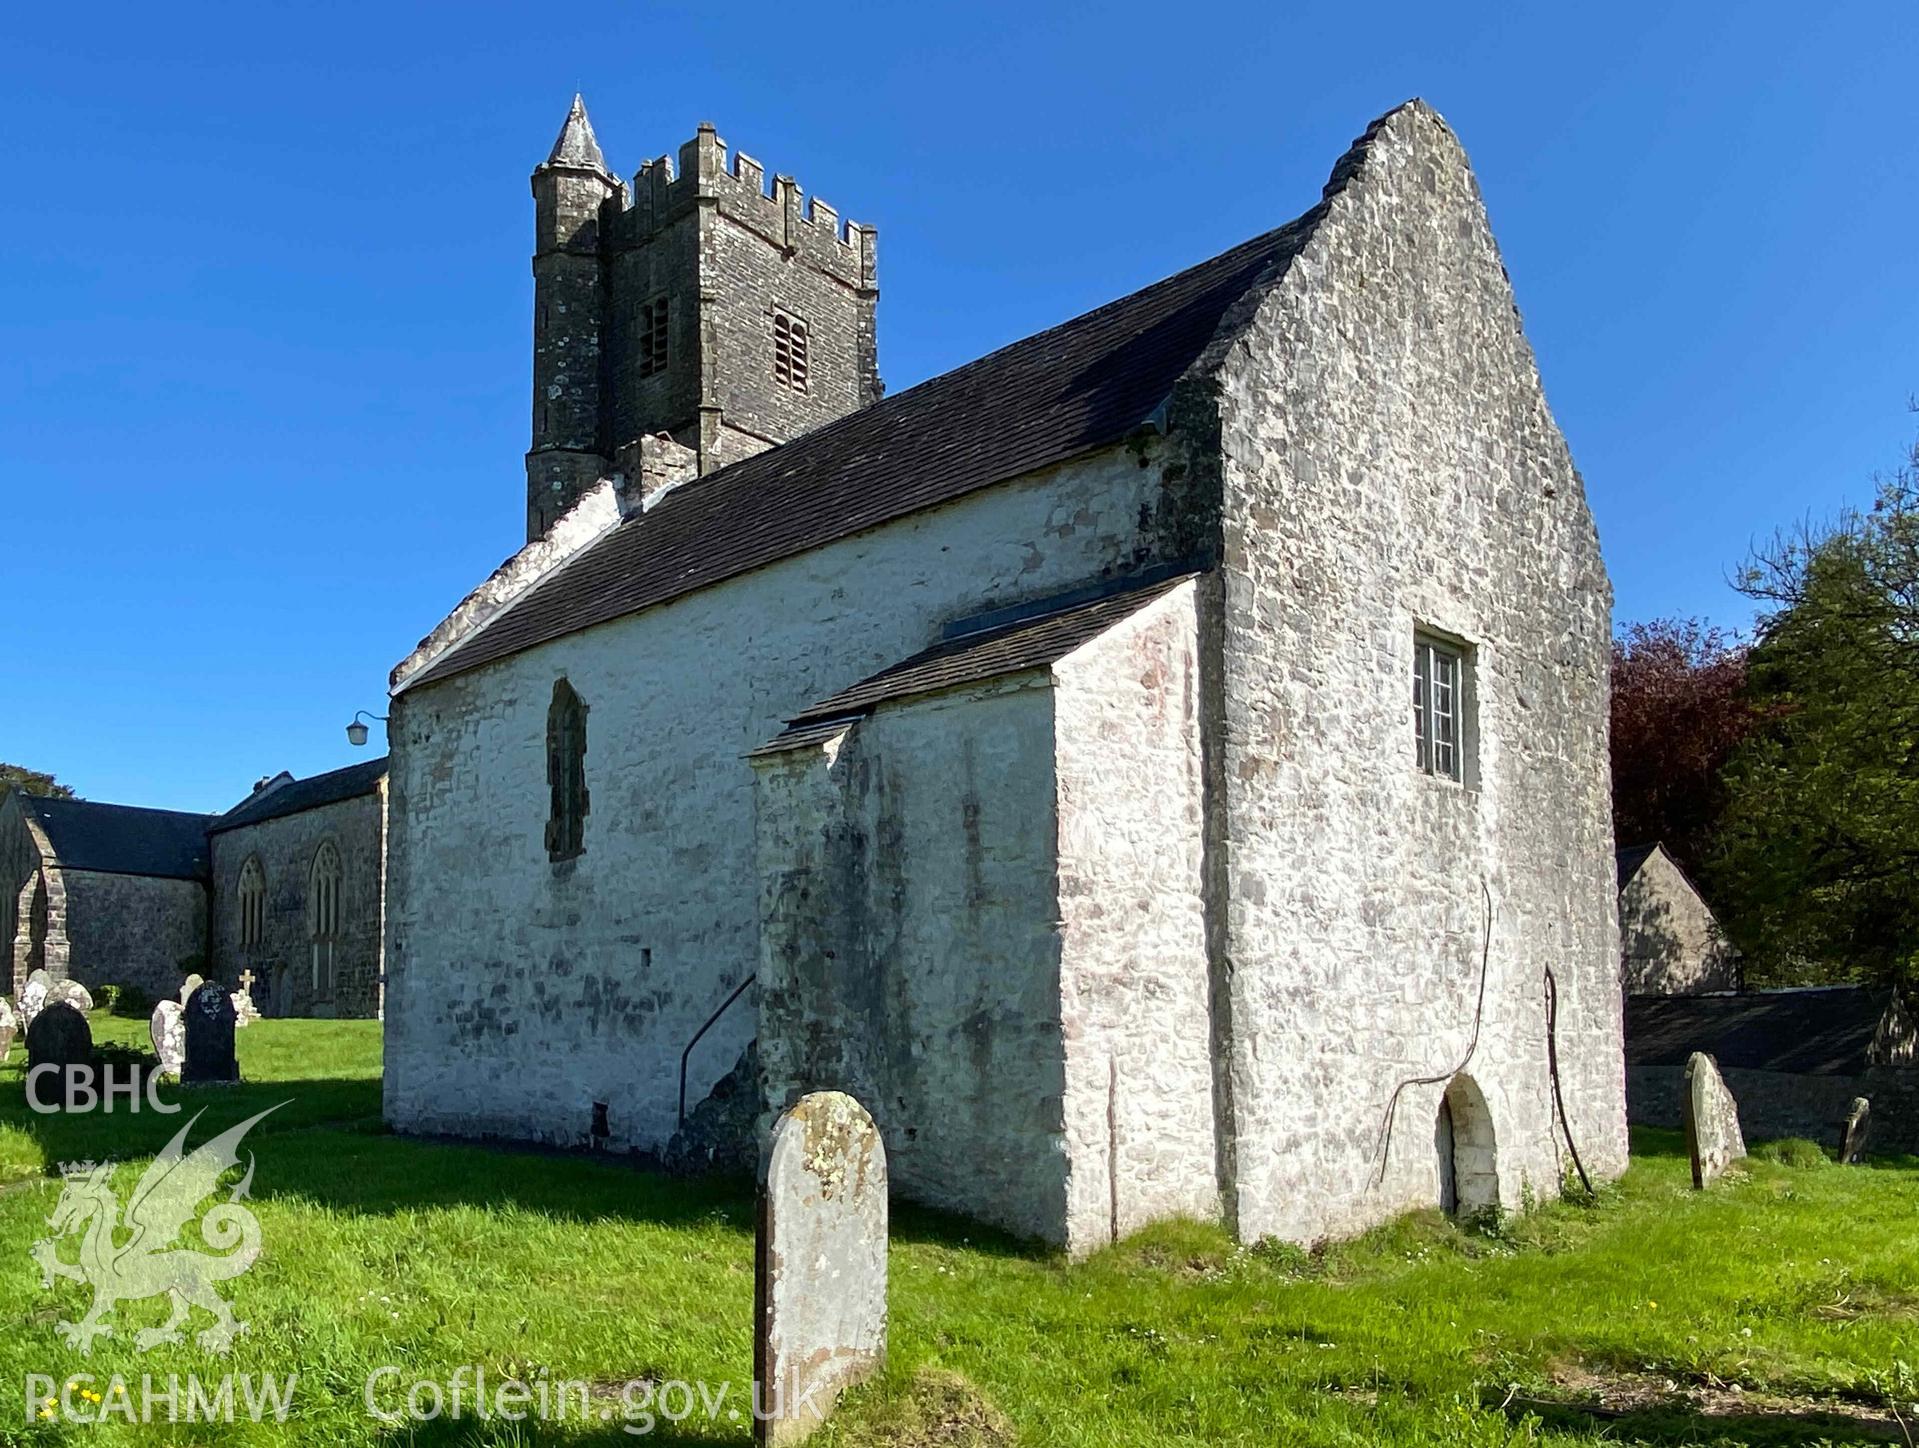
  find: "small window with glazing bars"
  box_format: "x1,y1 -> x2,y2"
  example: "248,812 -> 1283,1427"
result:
1413,632 -> 1469,782
773,310 -> 808,393
638,298 -> 669,378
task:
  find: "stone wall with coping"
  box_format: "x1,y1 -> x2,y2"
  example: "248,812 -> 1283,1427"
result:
1198,102 -> 1627,1243
1629,1062 -> 1919,1156
1052,580 -> 1220,1253
385,441 -> 1175,1157
208,786 -> 385,1019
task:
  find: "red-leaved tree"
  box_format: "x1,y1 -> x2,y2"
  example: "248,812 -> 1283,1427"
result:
1610,619 -> 1755,881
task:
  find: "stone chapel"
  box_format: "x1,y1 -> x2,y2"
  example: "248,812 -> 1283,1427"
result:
382,97 -> 1629,1252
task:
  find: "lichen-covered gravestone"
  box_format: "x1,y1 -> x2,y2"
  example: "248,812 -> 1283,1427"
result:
0,997 -> 15,1060
20,969 -> 52,1030
182,984 -> 239,1085
1683,1051 -> 1746,1188
1840,1096 -> 1871,1165
150,999 -> 186,1077
47,978 -> 93,1015
179,973 -> 205,1008
755,1091 -> 888,1447
26,1001 -> 92,1110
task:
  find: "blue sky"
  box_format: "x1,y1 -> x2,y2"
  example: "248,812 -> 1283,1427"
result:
3,3 -> 1914,811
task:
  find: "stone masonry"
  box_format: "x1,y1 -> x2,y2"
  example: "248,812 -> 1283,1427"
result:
387,98 -> 1628,1252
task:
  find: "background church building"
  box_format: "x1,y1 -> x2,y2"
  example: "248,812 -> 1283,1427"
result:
2,759 -> 386,1018
381,97 -> 1628,1253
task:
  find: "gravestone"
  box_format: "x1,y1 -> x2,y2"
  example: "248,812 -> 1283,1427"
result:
755,1090 -> 887,1447
26,1001 -> 93,1110
20,969 -> 52,1030
1840,1096 -> 1871,1165
0,997 -> 15,1060
150,1000 -> 186,1077
47,979 -> 93,1015
179,973 -> 205,1008
1683,1051 -> 1746,1188
233,969 -> 261,1028
182,984 -> 239,1086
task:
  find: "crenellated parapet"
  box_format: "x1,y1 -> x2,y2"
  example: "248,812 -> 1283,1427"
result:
604,125 -> 876,294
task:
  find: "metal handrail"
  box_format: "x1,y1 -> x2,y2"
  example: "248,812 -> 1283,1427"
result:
677,972 -> 757,1129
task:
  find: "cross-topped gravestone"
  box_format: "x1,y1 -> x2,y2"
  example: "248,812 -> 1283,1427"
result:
0,997 -> 16,1061
182,983 -> 239,1085
1683,1051 -> 1746,1188
150,999 -> 186,1077
755,1090 -> 888,1447
26,1001 -> 92,1110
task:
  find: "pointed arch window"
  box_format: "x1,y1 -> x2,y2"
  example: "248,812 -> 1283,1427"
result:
237,856 -> 267,951
546,679 -> 589,862
308,842 -> 342,998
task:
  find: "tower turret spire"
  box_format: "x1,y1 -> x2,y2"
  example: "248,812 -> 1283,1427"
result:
544,94 -> 610,175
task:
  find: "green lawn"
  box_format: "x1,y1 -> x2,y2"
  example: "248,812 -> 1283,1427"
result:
1,1016 -> 1915,1445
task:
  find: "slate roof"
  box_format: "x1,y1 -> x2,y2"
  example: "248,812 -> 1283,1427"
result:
404,204 -> 1333,693
18,795 -> 215,881
209,758 -> 388,835
1626,987 -> 1901,1077
753,573 -> 1193,754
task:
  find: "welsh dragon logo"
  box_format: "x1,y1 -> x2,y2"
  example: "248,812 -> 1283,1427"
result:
30,1104 -> 285,1355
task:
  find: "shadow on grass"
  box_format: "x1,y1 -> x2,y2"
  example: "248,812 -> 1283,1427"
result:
1499,1393 -> 1907,1445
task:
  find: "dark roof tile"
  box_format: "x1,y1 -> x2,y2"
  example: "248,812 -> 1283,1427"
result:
1626,987 -> 1898,1076
20,796 -> 215,881
210,758 -> 388,835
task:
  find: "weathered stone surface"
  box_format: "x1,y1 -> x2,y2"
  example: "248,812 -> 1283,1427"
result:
179,973 -> 205,1007
231,990 -> 260,1028
26,1001 -> 92,1109
756,1091 -> 887,1446
150,1000 -> 186,1076
47,978 -> 93,1015
1840,1096 -> 1871,1164
0,996 -> 15,1060
20,969 -> 51,1030
1617,845 -> 1739,995
183,984 -> 239,1085
1684,1052 -> 1746,1187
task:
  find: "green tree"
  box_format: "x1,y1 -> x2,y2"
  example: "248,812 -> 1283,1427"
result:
1713,431 -> 1919,989
0,763 -> 75,799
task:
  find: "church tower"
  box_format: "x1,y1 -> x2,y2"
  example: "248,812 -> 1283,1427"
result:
525,99 -> 882,542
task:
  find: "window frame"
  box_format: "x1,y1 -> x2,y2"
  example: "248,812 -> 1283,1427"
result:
638,296 -> 670,379
546,678 -> 590,864
237,855 -> 268,951
772,309 -> 809,394
1412,630 -> 1474,785
307,840 -> 343,998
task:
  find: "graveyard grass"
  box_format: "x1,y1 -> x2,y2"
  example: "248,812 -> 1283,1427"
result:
1,1019 -> 1915,1445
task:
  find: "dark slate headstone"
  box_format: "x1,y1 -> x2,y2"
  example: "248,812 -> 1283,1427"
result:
1840,1096 -> 1871,1165
26,1001 -> 93,1110
755,1090 -> 888,1446
182,983 -> 239,1086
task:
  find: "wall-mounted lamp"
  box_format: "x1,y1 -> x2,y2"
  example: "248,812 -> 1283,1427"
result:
346,710 -> 389,748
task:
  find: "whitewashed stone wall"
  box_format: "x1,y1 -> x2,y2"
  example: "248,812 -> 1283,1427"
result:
755,682 -> 1069,1242
385,443 -> 1174,1155
1195,102 -> 1627,1243
1619,849 -> 1737,995
1052,582 -> 1219,1253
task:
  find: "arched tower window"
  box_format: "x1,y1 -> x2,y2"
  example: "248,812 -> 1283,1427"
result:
546,679 -> 589,862
308,842 -> 343,998
237,857 -> 267,951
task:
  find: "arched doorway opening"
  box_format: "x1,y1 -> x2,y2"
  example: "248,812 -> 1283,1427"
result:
1434,1073 -> 1499,1218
